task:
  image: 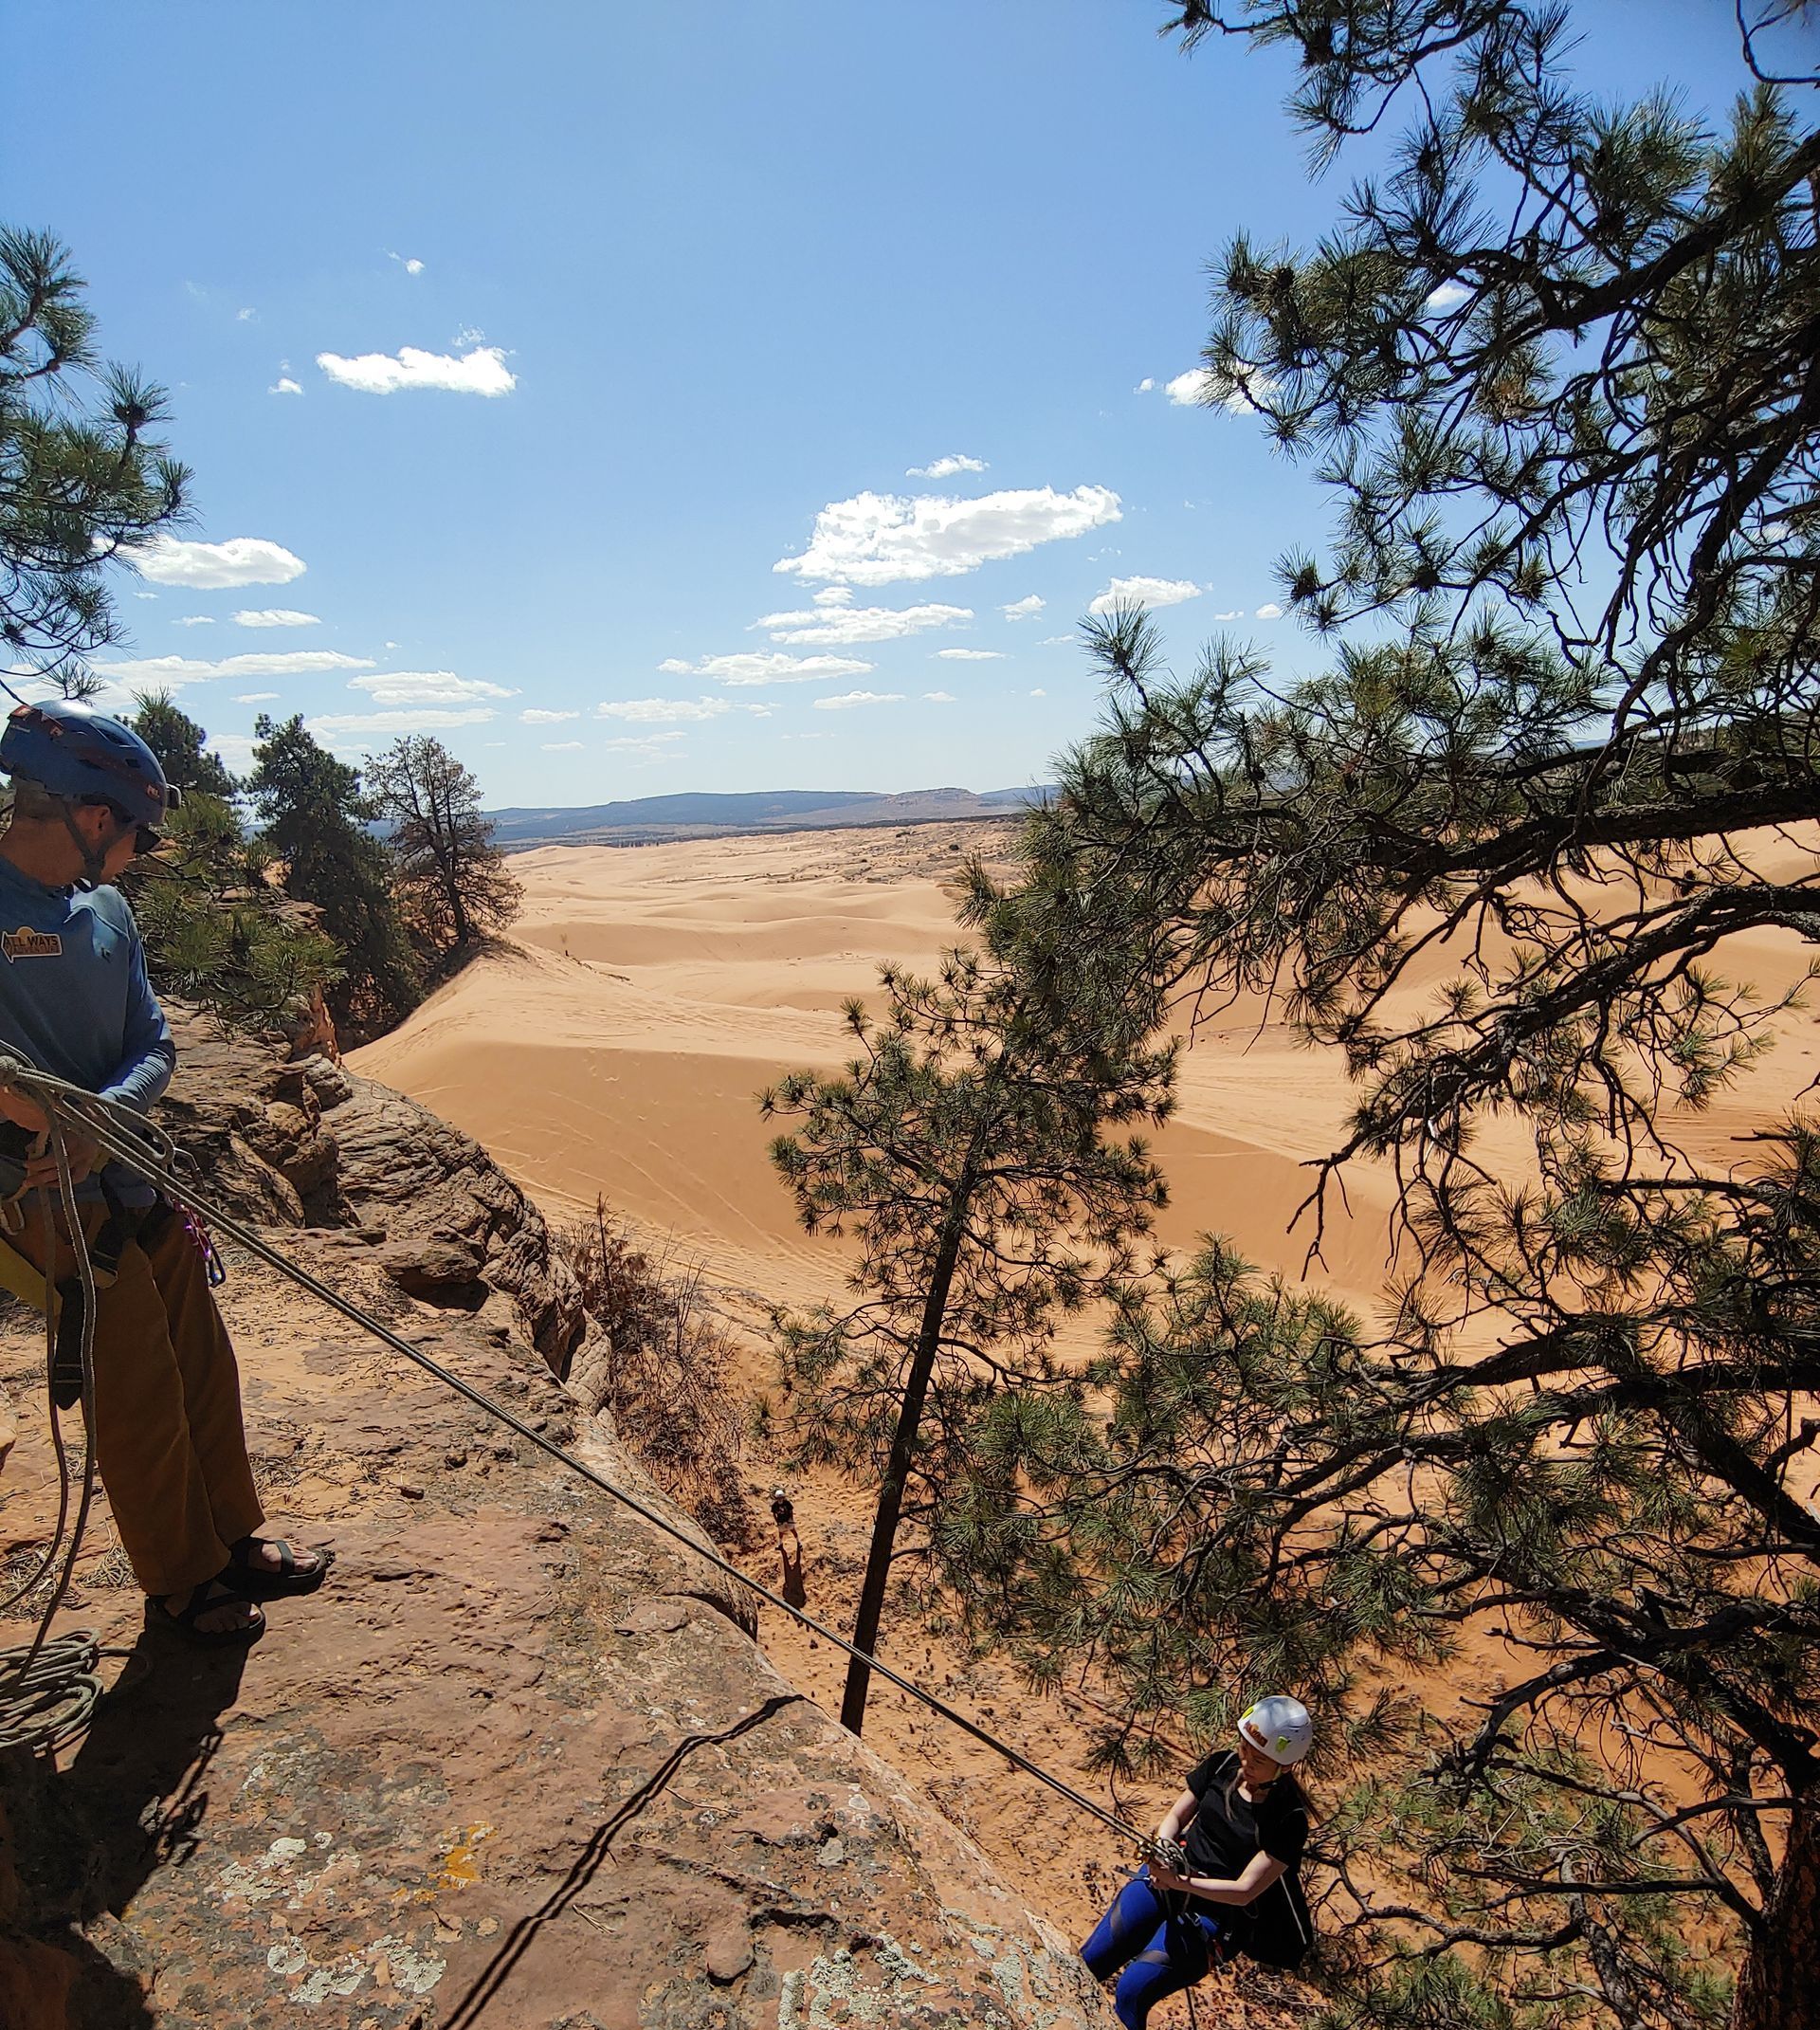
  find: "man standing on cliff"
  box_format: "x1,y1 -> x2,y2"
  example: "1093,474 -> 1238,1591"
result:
0,697 -> 329,1644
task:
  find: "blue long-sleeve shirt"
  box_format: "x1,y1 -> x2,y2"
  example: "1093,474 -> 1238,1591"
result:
0,853 -> 175,1206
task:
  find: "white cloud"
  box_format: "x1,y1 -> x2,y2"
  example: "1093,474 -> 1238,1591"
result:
774,484 -> 1121,586
1001,594 -> 1045,621
1028,687 -> 1047,698
922,690 -> 956,703
906,453 -> 987,479
269,375 -> 303,397
317,344 -> 516,396
233,691 -> 279,704
90,649 -> 373,686
1164,366 -> 1277,414
389,251 -> 427,277
1255,603 -> 1283,620
812,690 -> 904,711
307,707 -> 497,741
811,586 -> 853,607
209,733 -> 259,770
519,707 -> 581,724
137,535 -> 306,589
1088,575 -> 1203,615
936,648 -> 1003,661
173,614 -> 215,627
754,600 -> 971,647
1213,609 -> 1244,622
659,650 -> 871,687
1038,633 -> 1074,646
1425,282 -> 1470,311
603,731 -> 686,753
597,697 -> 736,723
540,740 -> 583,751
236,307 -> 256,322
1136,376 -> 1156,393
233,608 -> 319,629
349,670 -> 519,705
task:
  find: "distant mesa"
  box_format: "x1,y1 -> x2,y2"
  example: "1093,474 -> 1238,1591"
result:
484,784 -> 1048,850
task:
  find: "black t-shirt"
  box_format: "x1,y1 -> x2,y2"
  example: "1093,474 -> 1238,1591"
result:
1182,1750 -> 1309,1885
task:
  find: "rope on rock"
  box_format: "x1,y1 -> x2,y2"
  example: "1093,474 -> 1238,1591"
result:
0,1056 -> 1151,1856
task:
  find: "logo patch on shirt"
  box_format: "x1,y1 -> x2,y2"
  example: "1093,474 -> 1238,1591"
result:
1,926 -> 62,961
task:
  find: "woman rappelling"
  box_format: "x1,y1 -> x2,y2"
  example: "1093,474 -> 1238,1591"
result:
1081,1693 -> 1316,2028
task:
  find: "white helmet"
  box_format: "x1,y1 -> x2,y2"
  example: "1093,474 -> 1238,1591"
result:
1239,1694 -> 1314,1767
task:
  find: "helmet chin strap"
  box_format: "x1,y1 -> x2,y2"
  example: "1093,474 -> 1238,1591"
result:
57,800 -> 113,887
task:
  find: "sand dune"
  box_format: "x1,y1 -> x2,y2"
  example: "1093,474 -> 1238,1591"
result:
355,824 -> 1820,1328
353,824 -> 1393,1315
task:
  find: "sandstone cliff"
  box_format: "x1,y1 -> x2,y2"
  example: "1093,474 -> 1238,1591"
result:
0,1011 -> 1111,2029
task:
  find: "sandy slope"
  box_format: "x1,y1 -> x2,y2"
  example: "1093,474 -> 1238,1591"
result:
355,824 -> 1820,1319
354,822 -> 1395,1318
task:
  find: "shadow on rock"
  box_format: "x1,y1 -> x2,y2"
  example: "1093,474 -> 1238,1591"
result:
1,1623 -> 247,2026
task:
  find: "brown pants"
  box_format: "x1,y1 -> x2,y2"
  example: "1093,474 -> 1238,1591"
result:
12,1197 -> 264,1598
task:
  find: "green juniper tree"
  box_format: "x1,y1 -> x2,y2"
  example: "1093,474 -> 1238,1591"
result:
0,227 -> 188,693
368,733 -> 520,962
121,692 -> 338,1032
992,8 -> 1820,2028
762,868 -> 1175,1735
246,715 -> 421,1043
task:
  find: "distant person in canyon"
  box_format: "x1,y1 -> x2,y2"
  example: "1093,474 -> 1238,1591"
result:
0,699 -> 332,1646
1081,1694 -> 1315,2028
770,1487 -> 808,1608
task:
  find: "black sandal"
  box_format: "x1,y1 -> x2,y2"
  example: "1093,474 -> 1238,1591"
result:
146,1578 -> 266,1648
228,1536 -> 335,1600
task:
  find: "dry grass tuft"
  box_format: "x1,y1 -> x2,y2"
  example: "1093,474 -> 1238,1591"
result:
559,1199 -> 754,1550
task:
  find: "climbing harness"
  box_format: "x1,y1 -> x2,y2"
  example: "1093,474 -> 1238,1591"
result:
0,1055 -> 1174,1873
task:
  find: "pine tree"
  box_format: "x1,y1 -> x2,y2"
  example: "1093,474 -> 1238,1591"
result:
367,734 -> 520,960
130,687 -> 236,797
0,227 -> 188,690
1000,9 -> 1820,2027
762,869 -> 1174,1734
246,715 -> 420,1043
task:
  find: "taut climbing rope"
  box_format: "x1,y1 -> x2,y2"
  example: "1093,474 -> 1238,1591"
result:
0,1057 -> 1163,1863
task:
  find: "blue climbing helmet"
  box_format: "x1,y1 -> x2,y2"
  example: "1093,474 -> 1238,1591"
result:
0,697 -> 176,822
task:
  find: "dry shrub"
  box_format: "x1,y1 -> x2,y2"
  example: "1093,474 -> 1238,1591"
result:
560,1199 -> 754,1549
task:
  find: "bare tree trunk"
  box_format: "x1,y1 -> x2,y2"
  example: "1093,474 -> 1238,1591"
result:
1730,1797 -> 1818,2030
838,1166 -> 975,1738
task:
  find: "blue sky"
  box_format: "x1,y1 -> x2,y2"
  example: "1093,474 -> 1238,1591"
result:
6,2 -> 1757,805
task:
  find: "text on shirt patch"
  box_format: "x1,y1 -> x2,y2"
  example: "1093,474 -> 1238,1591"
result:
1,926 -> 62,961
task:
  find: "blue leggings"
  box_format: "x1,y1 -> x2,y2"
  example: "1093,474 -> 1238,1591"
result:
1080,1871 -> 1228,2029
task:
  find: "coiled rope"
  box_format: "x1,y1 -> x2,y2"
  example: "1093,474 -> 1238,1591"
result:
0,1055 -> 1152,1854
0,1093 -> 104,1751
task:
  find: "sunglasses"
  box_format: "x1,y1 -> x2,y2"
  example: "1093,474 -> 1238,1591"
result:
87,801 -> 165,856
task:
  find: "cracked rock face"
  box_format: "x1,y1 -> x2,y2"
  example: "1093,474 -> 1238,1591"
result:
0,1040 -> 1112,2029
154,1004 -> 589,1369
